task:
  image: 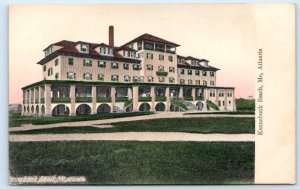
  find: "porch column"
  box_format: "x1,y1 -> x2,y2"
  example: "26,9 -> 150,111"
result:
91,85 -> 97,114
25,90 -> 28,104
111,86 -> 116,112
192,87 -> 196,101
216,89 -> 219,109
224,89 -> 228,111
44,84 -> 52,117
165,87 -> 170,111
38,86 -> 43,116
150,86 -> 155,111
29,89 -> 32,104
128,88 -> 132,99
233,89 -> 236,111
70,85 -> 76,116
179,87 -> 183,98
132,85 -> 139,111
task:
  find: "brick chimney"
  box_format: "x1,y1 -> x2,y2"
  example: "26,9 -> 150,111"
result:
109,26 -> 114,46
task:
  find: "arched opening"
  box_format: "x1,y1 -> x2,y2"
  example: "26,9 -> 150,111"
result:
23,106 -> 26,112
126,104 -> 133,112
36,105 -> 39,114
139,103 -> 151,112
52,104 -> 70,116
196,101 -> 204,110
27,106 -> 29,113
41,105 -> 45,115
170,104 -> 180,112
76,104 -> 91,115
155,103 -> 165,111
97,104 -> 111,114
31,105 -> 34,114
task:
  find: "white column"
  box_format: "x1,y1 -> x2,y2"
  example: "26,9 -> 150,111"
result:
70,85 -> 76,116
150,86 -> 155,111
44,84 -> 52,117
91,86 -> 97,114
132,86 -> 139,111
165,87 -> 170,111
192,87 -> 196,101
179,87 -> 183,98
111,86 -> 116,112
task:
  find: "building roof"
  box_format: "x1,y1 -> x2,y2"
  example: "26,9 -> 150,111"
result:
38,40 -> 141,65
115,45 -> 137,52
123,33 -> 180,47
178,55 -> 209,62
177,63 -> 220,71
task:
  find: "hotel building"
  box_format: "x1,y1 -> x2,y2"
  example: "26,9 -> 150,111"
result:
21,26 -> 236,116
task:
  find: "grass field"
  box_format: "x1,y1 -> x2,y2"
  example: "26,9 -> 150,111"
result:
236,99 -> 255,111
10,117 -> 255,135
9,112 -> 154,127
9,141 -> 254,184
184,111 -> 255,115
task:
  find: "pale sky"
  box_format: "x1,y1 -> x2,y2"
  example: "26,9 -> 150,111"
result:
9,4 -> 256,104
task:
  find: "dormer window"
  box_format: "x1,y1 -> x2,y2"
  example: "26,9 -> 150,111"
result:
100,47 -> 107,54
45,46 -> 53,57
108,48 -> 113,55
80,44 -> 89,53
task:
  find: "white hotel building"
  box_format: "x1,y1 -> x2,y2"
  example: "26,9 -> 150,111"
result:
22,26 -> 236,116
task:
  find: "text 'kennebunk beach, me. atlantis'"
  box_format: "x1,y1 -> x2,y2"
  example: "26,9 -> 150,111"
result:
257,49 -> 264,135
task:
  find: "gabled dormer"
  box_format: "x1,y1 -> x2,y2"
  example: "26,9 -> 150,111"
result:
94,43 -> 113,56
75,42 -> 89,54
199,59 -> 209,67
43,44 -> 64,57
116,46 -> 138,59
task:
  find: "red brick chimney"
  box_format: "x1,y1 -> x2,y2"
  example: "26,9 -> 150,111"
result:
109,26 -> 114,46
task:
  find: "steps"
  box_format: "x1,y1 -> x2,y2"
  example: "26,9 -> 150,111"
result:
178,98 -> 198,111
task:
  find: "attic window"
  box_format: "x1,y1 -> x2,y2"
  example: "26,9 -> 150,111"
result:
45,46 -> 53,57
80,44 -> 89,53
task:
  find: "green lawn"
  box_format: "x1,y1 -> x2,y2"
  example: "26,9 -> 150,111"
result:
10,117 -> 255,135
9,112 -> 154,127
236,99 -> 255,111
9,141 -> 254,184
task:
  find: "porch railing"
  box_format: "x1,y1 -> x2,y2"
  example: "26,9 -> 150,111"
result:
51,97 -> 71,103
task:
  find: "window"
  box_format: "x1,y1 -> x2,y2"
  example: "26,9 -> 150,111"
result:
169,67 -> 175,72
146,53 -> 153,59
147,76 -> 154,82
209,89 -> 216,97
202,71 -> 207,76
124,75 -> 131,82
123,63 -> 129,70
67,72 -> 76,80
169,77 -> 175,83
168,56 -> 173,62
188,70 -> 192,75
229,100 -> 231,105
210,72 -> 215,77
218,101 -> 221,106
140,76 -> 144,82
203,80 -> 207,86
100,47 -> 106,54
133,76 -> 140,82
111,62 -> 119,69
222,101 -> 225,106
83,73 -> 92,80
180,79 -> 185,84
55,58 -> 59,66
159,54 -> 164,61
180,69 -> 185,74
98,61 -> 106,68
158,77 -> 165,83
108,48 -> 113,55
147,64 -> 153,70
55,73 -> 59,80
83,59 -> 92,66
133,64 -> 141,70
227,90 -> 233,97
124,51 -> 129,57
137,42 -> 142,50
80,44 -> 89,53
210,81 -> 215,86
219,89 -> 224,97
45,46 -> 52,56
195,80 -> 201,85
47,68 -> 53,76
158,66 -> 164,72
195,70 -> 200,75
68,58 -> 74,65
111,75 -> 119,82
43,66 -> 46,72
188,79 -> 193,85
98,74 -> 104,81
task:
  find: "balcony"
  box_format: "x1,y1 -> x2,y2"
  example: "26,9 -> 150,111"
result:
195,96 -> 204,101
116,97 -> 129,102
76,97 -> 92,103
156,71 -> 168,77
139,96 -> 152,102
155,96 -> 166,102
51,97 -> 71,103
96,97 -> 111,103
184,96 -> 193,101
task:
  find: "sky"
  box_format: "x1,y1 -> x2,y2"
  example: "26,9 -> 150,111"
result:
9,4 -> 256,104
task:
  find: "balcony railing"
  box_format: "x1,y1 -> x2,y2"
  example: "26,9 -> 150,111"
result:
138,96 -> 152,102
184,96 -> 193,101
40,98 -> 45,104
116,96 -> 129,102
156,71 -> 168,77
76,97 -> 92,103
96,97 -> 111,103
51,97 -> 71,103
195,96 -> 204,101
155,96 -> 166,102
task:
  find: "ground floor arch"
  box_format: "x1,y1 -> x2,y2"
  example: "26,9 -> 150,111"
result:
41,105 -> 45,114
76,104 -> 91,115
52,104 -> 70,116
196,101 -> 204,110
139,103 -> 151,112
35,105 -> 39,114
155,102 -> 165,111
170,104 -> 180,112
97,104 -> 111,113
